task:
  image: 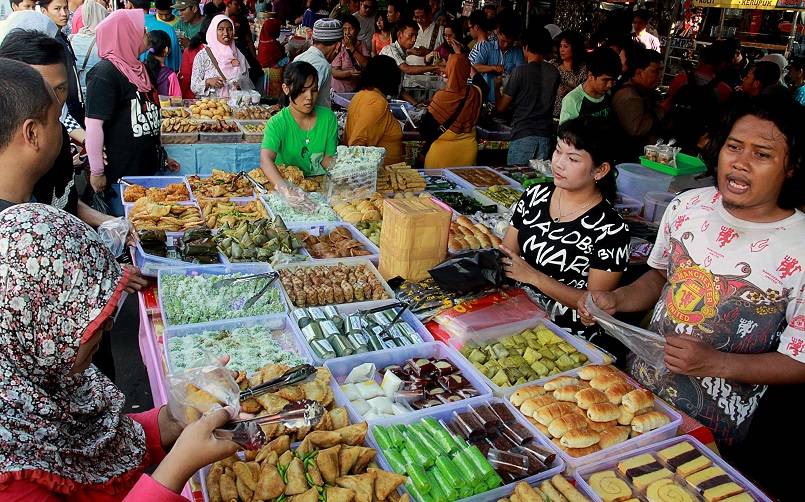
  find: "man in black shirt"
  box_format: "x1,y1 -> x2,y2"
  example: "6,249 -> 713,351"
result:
0,58 -> 62,213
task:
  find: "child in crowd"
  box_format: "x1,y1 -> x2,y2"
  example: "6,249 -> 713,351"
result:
146,29 -> 182,97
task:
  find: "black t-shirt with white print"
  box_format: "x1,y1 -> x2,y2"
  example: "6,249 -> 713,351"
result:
511,183 -> 630,339
85,60 -> 161,183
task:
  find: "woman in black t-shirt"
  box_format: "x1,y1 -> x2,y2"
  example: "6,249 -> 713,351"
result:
500,117 -> 630,339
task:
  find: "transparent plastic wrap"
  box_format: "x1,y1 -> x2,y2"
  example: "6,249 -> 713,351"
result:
324,145 -> 384,201
98,217 -> 131,258
428,249 -> 506,294
584,294 -> 668,374
167,356 -> 241,426
433,290 -> 546,342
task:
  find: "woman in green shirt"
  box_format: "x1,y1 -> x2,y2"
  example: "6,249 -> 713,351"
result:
260,61 -> 338,197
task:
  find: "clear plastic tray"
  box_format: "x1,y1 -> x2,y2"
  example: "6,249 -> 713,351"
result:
574,435 -> 772,502
132,234 -> 222,278
163,316 -> 311,375
418,168 -> 476,191
120,176 -> 192,206
157,263 -> 288,334
161,131 -> 199,144
528,366 -> 683,476
273,257 -> 396,311
197,122 -> 243,143
325,341 -> 492,424
187,173 -> 256,200
614,193 -> 643,217
235,119 -> 266,143
124,200 -> 203,239
430,189 -> 502,216
445,167 -> 523,189
287,222 -> 380,263
447,317 -> 606,398
365,396 -> 566,502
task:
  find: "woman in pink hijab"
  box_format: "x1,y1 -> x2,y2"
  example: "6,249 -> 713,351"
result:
189,14 -> 253,97
84,9 -> 179,212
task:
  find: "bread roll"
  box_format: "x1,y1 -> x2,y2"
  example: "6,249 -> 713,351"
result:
553,385 -> 582,402
544,376 -> 579,391
473,223 -> 491,235
576,380 -> 591,389
587,419 -> 617,432
578,364 -> 617,381
540,479 -> 569,502
510,385 -> 546,407
560,428 -> 600,449
575,388 -> 608,410
587,402 -> 621,423
617,406 -> 634,426
548,413 -> 590,438
598,426 -> 631,449
551,474 -> 591,502
521,395 -> 556,417
536,402 -> 578,426
590,373 -> 626,391
456,215 -> 474,228
622,389 -> 654,414
563,443 -> 602,458
630,411 -> 670,433
605,382 -> 634,405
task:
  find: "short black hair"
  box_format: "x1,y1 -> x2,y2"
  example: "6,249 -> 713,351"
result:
523,28 -> 552,57
10,0 -> 27,5
0,29 -> 66,67
340,13 -> 360,32
496,15 -> 520,40
386,0 -> 403,12
129,0 -> 150,9
587,46 -> 621,79
35,0 -> 56,7
189,16 -> 213,49
282,61 -> 319,105
396,19 -> 418,37
411,0 -> 429,14
557,116 -> 619,203
706,95 -> 805,210
0,58 -> 54,151
633,9 -> 651,22
155,0 -> 172,9
468,10 -> 488,31
629,47 -> 662,73
790,57 -> 805,72
359,55 -> 401,96
751,61 -> 781,89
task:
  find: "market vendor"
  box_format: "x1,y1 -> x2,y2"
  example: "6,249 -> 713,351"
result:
579,95 -> 805,452
0,203 -> 240,500
500,116 -> 630,340
260,61 -> 338,192
344,55 -> 403,165
380,19 -> 443,77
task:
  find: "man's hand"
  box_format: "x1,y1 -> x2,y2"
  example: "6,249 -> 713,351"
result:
90,174 -> 107,193
166,158 -> 181,172
406,47 -> 429,57
495,65 -> 505,74
664,335 -> 728,377
577,291 -> 619,326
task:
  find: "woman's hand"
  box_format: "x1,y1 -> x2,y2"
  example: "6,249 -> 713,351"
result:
121,264 -> 149,293
577,291 -> 618,326
206,77 -> 225,89
166,157 -> 181,172
90,174 -> 107,193
151,407 -> 240,493
499,244 -> 539,286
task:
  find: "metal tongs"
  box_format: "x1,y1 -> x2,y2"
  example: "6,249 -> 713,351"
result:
242,170 -> 270,196
214,400 -> 325,450
356,301 -> 408,340
239,363 -> 317,401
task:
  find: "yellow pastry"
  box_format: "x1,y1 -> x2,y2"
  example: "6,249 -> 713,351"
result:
721,494 -> 755,502
657,441 -> 712,477
588,470 -> 633,502
618,453 -> 672,490
646,478 -> 695,502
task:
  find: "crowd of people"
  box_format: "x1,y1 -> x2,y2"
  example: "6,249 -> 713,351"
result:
0,0 -> 803,500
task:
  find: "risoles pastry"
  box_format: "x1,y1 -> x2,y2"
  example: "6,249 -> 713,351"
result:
588,470 -> 633,502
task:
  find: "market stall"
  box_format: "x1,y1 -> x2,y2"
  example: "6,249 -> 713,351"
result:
122,137 -> 776,501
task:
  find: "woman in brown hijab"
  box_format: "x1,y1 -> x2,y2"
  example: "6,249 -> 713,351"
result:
424,54 -> 483,168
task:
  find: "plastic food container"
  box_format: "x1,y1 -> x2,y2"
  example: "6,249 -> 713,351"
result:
197,121 -> 243,143
124,200 -> 203,239
157,263 -> 288,334
366,397 -> 566,502
132,233 -> 222,278
236,119 -> 266,143
163,316 -> 310,374
419,169 -> 476,191
446,167 -> 523,189
575,435 -> 772,502
288,222 -> 380,263
615,163 -> 677,202
161,131 -> 199,144
448,317 -> 606,398
614,193 -> 643,217
120,176 -> 191,206
187,173 -> 255,200
643,191 -> 675,223
531,367 -> 683,476
325,341 -> 489,423
273,257 -> 396,311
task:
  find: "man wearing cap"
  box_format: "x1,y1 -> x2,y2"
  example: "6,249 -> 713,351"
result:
174,0 -> 205,45
294,18 -> 343,107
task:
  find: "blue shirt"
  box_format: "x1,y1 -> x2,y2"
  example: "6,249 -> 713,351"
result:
141,14 -> 181,71
794,85 -> 805,106
468,38 -> 524,103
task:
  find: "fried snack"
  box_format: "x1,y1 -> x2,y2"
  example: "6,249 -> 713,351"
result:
190,97 -> 232,119
376,163 -> 427,193
198,198 -> 268,228
233,104 -> 277,120
123,182 -> 190,203
162,107 -> 191,119
187,169 -> 253,198
161,116 -> 200,134
198,119 -> 240,132
127,200 -> 204,233
295,226 -> 375,259
278,264 -> 389,308
247,165 -> 323,192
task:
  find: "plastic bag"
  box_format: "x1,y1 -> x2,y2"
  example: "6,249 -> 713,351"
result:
277,183 -> 316,213
429,249 -> 505,294
97,217 -> 131,258
584,294 -> 668,374
167,356 -> 241,426
433,289 -> 546,342
90,191 -> 110,214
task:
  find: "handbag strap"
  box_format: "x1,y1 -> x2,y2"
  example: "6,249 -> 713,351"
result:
204,46 -> 228,82
81,38 -> 96,73
438,85 -> 471,134
427,24 -> 440,51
